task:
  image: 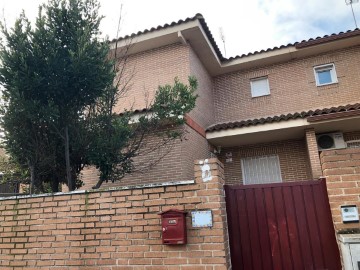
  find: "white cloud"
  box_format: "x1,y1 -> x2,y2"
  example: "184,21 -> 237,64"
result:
1,0 -> 359,58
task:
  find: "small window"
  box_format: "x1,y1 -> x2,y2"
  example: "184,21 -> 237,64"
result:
314,64 -> 337,86
250,77 -> 270,97
241,155 -> 282,185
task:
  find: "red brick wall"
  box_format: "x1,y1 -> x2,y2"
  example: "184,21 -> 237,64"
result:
79,42 -> 214,191
189,47 -> 215,128
0,158 -> 231,269
305,128 -> 323,179
113,42 -> 215,129
213,45 -> 360,123
181,125 -> 212,185
81,125 -> 211,190
321,148 -> 360,231
343,131 -> 360,141
79,166 -> 99,190
81,128 -> 184,190
218,139 -> 312,185
114,43 -> 190,113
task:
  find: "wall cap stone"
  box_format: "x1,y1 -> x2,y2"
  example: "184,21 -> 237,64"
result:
338,234 -> 360,243
0,179 -> 195,201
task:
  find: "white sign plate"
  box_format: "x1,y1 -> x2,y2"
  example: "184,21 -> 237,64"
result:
191,210 -> 213,228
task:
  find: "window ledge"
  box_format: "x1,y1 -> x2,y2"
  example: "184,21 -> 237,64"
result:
251,93 -> 271,99
316,81 -> 338,87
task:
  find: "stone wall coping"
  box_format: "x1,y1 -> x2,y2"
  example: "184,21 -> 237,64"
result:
338,234 -> 360,243
0,179 -> 195,201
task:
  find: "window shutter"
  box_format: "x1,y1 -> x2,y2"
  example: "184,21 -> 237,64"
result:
241,155 -> 282,185
250,77 -> 270,97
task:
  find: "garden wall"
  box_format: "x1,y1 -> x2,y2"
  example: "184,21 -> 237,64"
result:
0,158 -> 231,270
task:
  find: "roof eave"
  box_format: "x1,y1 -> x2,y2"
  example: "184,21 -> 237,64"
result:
109,18 -> 223,75
216,34 -> 360,75
207,114 -> 360,147
110,19 -> 201,54
109,15 -> 360,76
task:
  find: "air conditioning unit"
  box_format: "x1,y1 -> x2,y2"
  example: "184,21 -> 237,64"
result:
316,132 -> 346,151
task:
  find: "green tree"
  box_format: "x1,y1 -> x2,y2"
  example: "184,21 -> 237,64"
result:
89,76 -> 198,189
1,0 -> 113,192
0,0 -> 198,192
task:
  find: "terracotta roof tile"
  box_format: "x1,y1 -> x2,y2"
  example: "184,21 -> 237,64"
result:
206,104 -> 360,132
111,14 -> 359,62
225,28 -> 360,61
111,13 -> 225,61
111,14 -> 202,43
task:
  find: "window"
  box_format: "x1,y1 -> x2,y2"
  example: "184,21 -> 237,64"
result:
314,64 -> 337,86
241,155 -> 282,185
250,77 -> 270,97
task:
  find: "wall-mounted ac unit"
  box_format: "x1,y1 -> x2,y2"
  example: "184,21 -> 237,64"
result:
316,132 -> 346,151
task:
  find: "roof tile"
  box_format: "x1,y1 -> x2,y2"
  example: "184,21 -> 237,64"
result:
111,14 -> 360,62
206,104 -> 360,132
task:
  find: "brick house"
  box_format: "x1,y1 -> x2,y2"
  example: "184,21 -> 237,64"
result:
2,13 -> 360,269
80,16 -> 360,262
82,14 -> 360,194
80,14 -> 360,268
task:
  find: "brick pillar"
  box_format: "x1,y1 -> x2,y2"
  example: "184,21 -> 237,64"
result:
194,158 -> 232,270
321,148 -> 360,231
305,128 -> 323,179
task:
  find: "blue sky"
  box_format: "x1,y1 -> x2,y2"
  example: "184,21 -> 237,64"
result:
1,0 -> 359,58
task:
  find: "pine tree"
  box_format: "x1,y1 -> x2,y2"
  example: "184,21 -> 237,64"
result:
0,0 -> 198,192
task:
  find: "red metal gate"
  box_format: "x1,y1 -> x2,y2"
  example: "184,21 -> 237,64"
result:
225,179 -> 341,270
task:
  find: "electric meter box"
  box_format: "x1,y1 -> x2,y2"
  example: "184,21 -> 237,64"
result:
159,209 -> 187,245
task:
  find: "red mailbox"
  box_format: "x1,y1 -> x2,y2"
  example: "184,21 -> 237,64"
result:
159,209 -> 187,245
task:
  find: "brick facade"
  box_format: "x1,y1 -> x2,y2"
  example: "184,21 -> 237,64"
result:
101,42 -> 360,191
188,47 -> 215,129
343,130 -> 360,141
213,45 -> 360,123
72,22 -> 360,197
218,138 -> 312,185
81,125 -> 211,190
82,42 -> 216,190
0,158 -> 231,270
114,43 -> 190,113
80,130 -> 185,190
305,128 -> 323,179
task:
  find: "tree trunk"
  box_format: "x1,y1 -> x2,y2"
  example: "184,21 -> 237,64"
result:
51,177 -> 59,193
64,126 -> 72,191
29,165 -> 35,194
92,178 -> 103,189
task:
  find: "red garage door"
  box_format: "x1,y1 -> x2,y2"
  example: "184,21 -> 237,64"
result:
225,179 -> 341,270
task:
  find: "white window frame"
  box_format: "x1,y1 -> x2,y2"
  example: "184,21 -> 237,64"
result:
250,77 -> 270,98
241,155 -> 282,185
313,63 -> 338,86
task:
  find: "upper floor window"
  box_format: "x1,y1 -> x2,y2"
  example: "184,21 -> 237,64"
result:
314,63 -> 338,86
250,77 -> 270,97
